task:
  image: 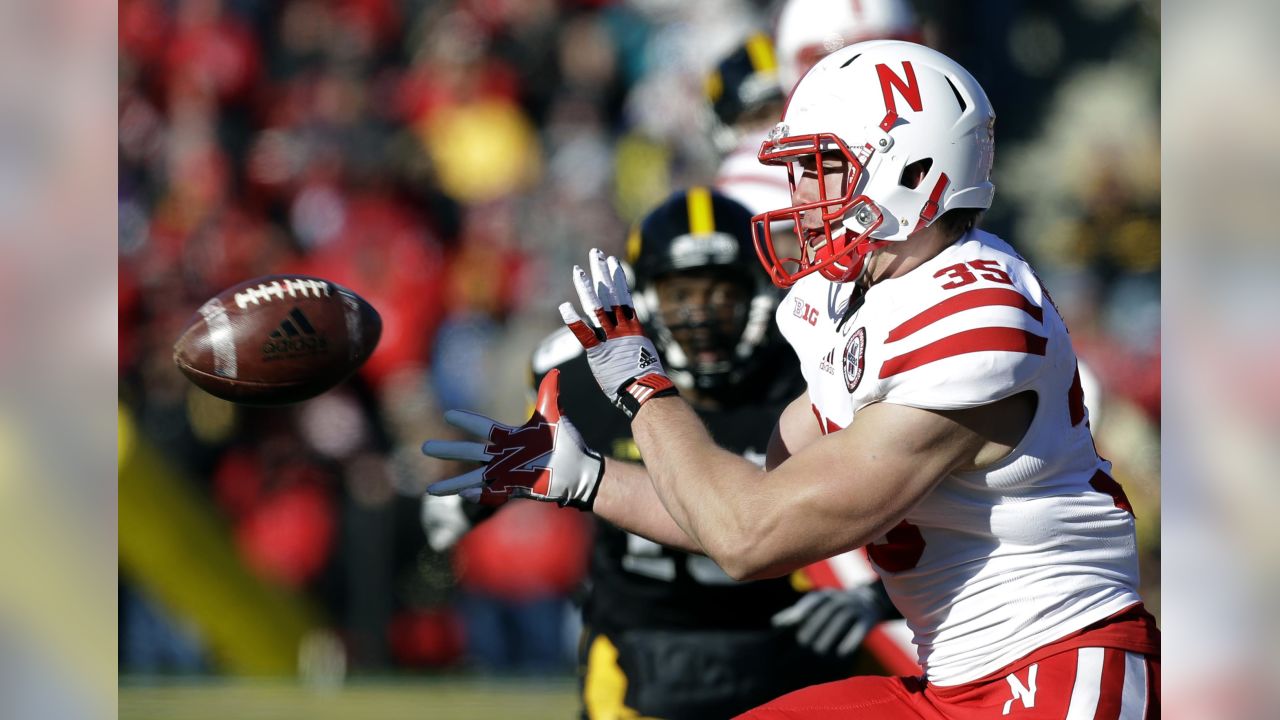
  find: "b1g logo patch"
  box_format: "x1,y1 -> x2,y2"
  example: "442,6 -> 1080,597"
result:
793,298 -> 819,325
843,327 -> 866,392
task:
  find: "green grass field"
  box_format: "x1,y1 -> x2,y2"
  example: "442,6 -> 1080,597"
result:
119,677 -> 581,720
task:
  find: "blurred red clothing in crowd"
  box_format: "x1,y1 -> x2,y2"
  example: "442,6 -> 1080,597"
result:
235,482 -> 336,588
163,0 -> 262,105
388,609 -> 466,667
214,445 -> 337,588
1075,333 -> 1161,421
120,0 -> 172,70
453,502 -> 590,602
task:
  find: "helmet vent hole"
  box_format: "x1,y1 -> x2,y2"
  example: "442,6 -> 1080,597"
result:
900,158 -> 933,189
945,76 -> 967,112
840,53 -> 862,69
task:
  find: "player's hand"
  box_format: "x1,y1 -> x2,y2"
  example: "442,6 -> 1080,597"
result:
420,493 -> 471,552
422,370 -> 604,510
559,248 -> 679,419
771,584 -> 892,658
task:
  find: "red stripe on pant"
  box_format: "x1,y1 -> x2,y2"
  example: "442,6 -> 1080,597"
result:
1093,649 -> 1128,720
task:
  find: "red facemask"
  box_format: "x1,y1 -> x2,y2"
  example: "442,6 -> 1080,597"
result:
751,132 -> 888,288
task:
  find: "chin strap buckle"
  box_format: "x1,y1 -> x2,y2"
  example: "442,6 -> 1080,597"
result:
914,172 -> 950,233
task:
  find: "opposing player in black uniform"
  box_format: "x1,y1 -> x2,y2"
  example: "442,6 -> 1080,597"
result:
423,189 -> 895,718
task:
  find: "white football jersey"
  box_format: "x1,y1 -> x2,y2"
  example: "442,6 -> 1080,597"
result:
776,229 -> 1142,686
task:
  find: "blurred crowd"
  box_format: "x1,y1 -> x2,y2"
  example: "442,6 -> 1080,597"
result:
118,0 -> 1160,678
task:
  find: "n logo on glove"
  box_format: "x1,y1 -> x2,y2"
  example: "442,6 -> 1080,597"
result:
482,423 -> 556,497
424,369 -> 605,510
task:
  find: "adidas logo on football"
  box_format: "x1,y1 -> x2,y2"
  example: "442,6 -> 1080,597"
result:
262,308 -> 327,357
637,347 -> 659,370
270,308 -> 317,339
818,348 -> 836,375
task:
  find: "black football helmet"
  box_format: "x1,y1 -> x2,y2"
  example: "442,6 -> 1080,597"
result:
627,187 -> 781,393
705,32 -> 786,151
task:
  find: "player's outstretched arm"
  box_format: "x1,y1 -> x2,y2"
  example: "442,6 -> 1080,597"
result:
631,391 -> 1035,580
630,395 -> 989,580
591,458 -> 705,553
421,368 -> 706,553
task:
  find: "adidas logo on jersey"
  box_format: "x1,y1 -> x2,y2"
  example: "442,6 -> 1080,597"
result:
637,347 -> 659,370
262,308 -> 328,358
818,348 -> 836,375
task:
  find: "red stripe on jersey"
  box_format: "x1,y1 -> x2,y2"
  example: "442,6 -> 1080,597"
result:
1089,470 -> 1135,517
1068,364 -> 1087,425
810,404 -> 844,435
1093,649 -> 1128,720
1145,656 -> 1160,720
885,288 -> 1044,343
879,327 -> 1047,379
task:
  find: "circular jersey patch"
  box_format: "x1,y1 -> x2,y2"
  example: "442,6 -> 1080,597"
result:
844,326 -> 866,392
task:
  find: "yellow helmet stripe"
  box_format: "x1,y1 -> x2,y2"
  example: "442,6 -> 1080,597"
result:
705,70 -> 724,102
625,224 -> 642,264
745,32 -> 777,73
686,187 -> 716,236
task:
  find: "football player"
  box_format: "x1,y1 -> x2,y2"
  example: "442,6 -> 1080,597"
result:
714,1 -> 925,271
423,188 -> 896,718
426,42 -> 1159,717
706,32 -> 922,676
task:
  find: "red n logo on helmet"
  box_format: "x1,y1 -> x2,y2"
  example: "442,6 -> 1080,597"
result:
875,61 -> 923,115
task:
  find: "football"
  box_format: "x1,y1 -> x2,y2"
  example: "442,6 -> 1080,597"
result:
173,275 -> 382,405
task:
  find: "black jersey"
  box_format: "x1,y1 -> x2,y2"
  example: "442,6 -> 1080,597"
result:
530,327 -> 808,636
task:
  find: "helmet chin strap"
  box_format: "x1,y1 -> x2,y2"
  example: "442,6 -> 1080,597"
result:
822,224 -> 890,284
854,235 -> 894,283
855,246 -> 876,285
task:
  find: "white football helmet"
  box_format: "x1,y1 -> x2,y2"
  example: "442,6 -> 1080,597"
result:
775,0 -> 922,91
752,41 -> 996,288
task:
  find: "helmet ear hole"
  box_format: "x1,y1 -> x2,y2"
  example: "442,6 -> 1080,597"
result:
900,158 -> 933,189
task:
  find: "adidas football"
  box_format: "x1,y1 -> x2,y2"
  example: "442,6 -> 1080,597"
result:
173,275 -> 382,405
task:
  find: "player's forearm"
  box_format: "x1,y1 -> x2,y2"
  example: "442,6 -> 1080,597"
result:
629,396 -> 778,573
630,397 -> 936,581
593,457 -> 704,554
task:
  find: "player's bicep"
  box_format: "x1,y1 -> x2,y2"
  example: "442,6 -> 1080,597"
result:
828,402 -> 980,504
766,391 -> 821,471
768,402 -> 986,557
